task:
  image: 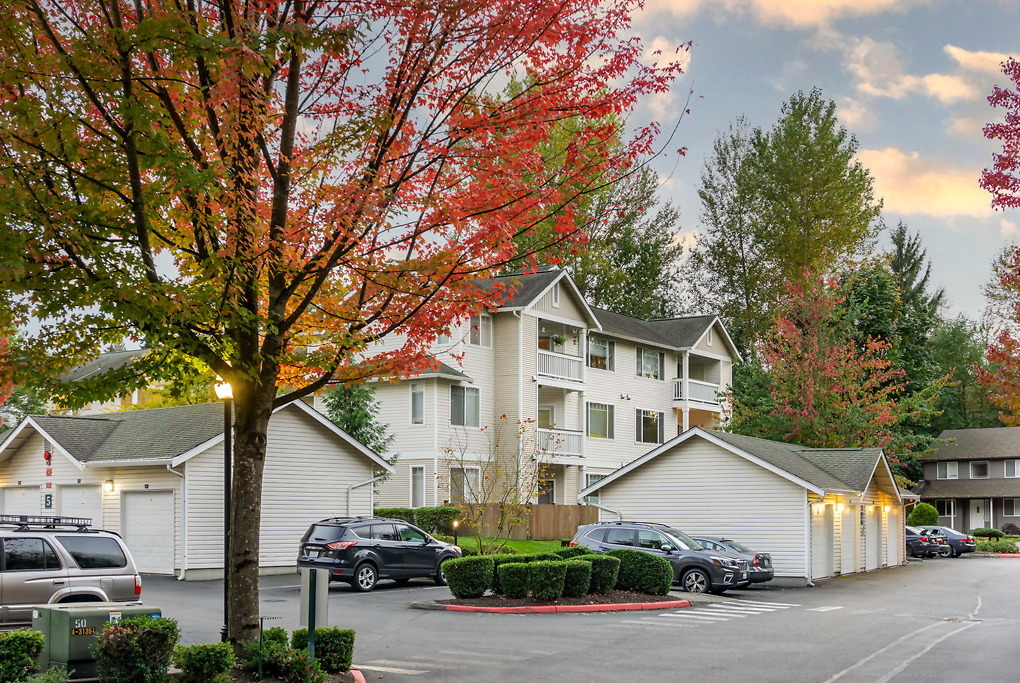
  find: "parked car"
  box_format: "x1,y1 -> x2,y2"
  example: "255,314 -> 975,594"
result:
919,526 -> 976,558
692,536 -> 774,586
905,526 -> 937,558
569,520 -> 749,594
0,514 -> 143,624
297,516 -> 461,591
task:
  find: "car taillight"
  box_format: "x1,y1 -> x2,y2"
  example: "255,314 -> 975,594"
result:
327,541 -> 357,551
568,541 -> 579,547
134,575 -> 142,596
919,536 -> 928,542
752,556 -> 761,567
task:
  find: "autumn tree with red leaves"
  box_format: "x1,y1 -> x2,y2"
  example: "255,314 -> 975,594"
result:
0,0 -> 684,641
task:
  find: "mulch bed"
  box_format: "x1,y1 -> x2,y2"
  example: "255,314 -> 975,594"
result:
229,670 -> 355,682
437,590 -> 677,608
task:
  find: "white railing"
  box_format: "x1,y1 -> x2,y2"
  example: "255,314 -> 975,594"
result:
537,350 -> 583,382
536,427 -> 584,458
673,378 -> 721,404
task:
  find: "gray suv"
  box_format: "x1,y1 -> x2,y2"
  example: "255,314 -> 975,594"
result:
570,521 -> 749,594
1,515 -> 142,624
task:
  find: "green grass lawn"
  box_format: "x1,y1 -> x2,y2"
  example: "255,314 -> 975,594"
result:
450,536 -> 564,555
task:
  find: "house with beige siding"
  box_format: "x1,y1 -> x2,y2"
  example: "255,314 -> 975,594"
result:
0,401 -> 391,578
350,268 -> 740,509
577,429 -> 905,584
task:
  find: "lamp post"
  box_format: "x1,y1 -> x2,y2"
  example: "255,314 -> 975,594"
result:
452,519 -> 459,547
214,380 -> 233,642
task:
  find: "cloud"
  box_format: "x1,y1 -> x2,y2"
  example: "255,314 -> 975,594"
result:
857,147 -> 993,218
944,45 -> 1010,74
641,0 -> 928,28
836,96 -> 877,131
1001,219 -> 1018,237
947,116 -> 984,139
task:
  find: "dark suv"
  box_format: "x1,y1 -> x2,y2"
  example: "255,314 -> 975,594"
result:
297,517 -> 462,592
570,521 -> 749,594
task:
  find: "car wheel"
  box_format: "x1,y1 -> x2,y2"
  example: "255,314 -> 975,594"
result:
352,563 -> 378,592
681,568 -> 711,594
434,558 -> 450,586
906,544 -> 915,558
938,545 -> 952,558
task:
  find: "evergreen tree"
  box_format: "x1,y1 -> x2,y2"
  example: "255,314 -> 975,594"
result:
321,384 -> 395,457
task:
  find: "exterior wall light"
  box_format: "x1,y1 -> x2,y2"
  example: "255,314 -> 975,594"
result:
103,480 -> 114,492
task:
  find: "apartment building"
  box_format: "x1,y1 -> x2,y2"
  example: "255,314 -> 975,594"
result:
360,268 -> 741,509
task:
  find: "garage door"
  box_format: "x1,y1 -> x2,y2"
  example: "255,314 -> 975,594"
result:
840,505 -> 856,574
811,503 -> 834,579
865,507 -> 881,570
2,487 -> 39,516
59,486 -> 103,527
122,491 -> 175,574
886,507 -> 901,567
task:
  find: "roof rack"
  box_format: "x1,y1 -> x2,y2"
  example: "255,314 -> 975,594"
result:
316,516 -> 370,524
0,515 -> 93,532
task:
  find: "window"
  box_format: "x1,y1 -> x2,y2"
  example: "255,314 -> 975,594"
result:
410,466 -> 425,508
604,528 -> 635,546
3,538 -> 60,571
450,467 -> 480,503
635,409 -> 665,444
552,282 -> 560,307
450,386 -> 480,427
637,530 -> 668,550
1004,499 -> 1020,516
1007,460 -> 1020,478
410,383 -> 424,425
537,479 -> 555,505
537,406 -> 554,430
468,314 -> 492,347
936,461 -> 958,480
584,528 -> 607,544
934,499 -> 955,517
586,402 -> 614,439
636,348 -> 664,380
707,327 -> 713,346
396,524 -> 428,543
584,473 -> 606,505
587,337 -> 614,371
55,536 -> 126,569
970,461 -> 989,479
366,524 -> 400,541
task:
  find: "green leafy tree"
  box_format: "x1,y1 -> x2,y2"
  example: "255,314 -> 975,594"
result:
321,384 -> 394,457
0,385 -> 46,432
928,316 -> 1000,433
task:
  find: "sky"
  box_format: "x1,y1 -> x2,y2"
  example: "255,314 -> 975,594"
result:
625,0 -> 1020,319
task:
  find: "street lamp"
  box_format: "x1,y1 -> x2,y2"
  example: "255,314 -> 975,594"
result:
214,380 -> 233,642
452,519 -> 459,546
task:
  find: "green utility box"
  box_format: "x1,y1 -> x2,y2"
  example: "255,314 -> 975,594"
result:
33,602 -> 162,679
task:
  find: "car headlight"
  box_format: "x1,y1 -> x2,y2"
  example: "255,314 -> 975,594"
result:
710,556 -> 738,568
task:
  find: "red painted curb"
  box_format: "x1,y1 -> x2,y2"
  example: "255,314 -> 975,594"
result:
997,553 -> 1020,558
445,599 -> 691,614
351,669 -> 367,683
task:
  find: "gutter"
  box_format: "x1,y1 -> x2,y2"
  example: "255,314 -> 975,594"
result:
84,458 -> 173,468
165,465 -> 188,580
347,474 -> 388,516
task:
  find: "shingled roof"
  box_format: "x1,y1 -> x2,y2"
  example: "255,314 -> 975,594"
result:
58,349 -> 147,383
921,427 -> 1020,461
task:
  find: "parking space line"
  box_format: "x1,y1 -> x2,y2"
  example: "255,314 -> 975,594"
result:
659,612 -> 731,621
702,604 -> 774,614
357,663 -> 427,675
807,606 -> 844,612
732,599 -> 800,607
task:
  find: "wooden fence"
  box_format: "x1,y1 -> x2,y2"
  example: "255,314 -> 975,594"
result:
462,504 -> 599,541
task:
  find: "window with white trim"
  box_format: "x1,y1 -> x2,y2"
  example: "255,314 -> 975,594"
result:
1004,499 -> 1020,516
410,466 -> 425,508
707,327 -> 713,346
450,467 -> 480,503
450,386 -> 480,427
934,499 -> 955,517
552,282 -> 560,307
936,461 -> 958,480
585,473 -> 606,505
468,314 -> 492,347
587,337 -> 614,371
410,383 -> 424,425
635,409 -> 665,444
537,478 -> 555,504
636,348 -> 665,380
586,402 -> 615,439
1007,460 -> 1020,478
970,461 -> 989,479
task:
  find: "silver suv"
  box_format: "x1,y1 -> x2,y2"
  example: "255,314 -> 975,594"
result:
1,515 -> 142,624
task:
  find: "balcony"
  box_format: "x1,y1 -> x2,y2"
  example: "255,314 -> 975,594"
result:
537,350 -> 583,383
536,427 -> 584,461
673,378 -> 722,405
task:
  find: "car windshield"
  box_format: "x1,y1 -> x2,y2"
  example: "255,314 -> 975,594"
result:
724,540 -> 752,553
661,527 -> 699,550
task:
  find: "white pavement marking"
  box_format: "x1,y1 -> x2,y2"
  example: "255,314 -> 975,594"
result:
619,619 -> 691,628
438,648 -> 557,658
693,607 -> 752,617
820,621 -> 949,683
704,603 -> 777,613
732,599 -> 800,607
807,606 -> 844,612
357,663 -> 427,675
658,612 -> 731,621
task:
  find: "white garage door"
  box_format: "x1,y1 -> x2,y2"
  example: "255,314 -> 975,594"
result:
2,487 -> 39,516
811,503 -> 834,579
59,486 -> 103,527
865,507 -> 882,570
886,508 -> 901,567
122,491 -> 175,574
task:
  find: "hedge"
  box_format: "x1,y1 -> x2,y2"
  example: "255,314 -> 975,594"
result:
563,560 -> 592,597
488,554 -> 522,594
906,502 -> 938,526
95,616 -> 180,683
291,628 -> 356,673
977,540 -> 1018,553
444,556 -> 494,598
553,546 -> 593,559
498,563 -> 530,598
1002,522 -> 1020,535
606,549 -> 673,595
970,528 -> 1005,539
172,643 -> 235,683
0,629 -> 45,683
529,561 -> 568,600
574,554 -> 621,593
373,506 -> 461,534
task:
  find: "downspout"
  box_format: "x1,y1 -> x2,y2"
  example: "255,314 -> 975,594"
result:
515,311 -> 524,504
347,474 -> 388,516
166,464 -> 187,580
578,496 -> 624,521
805,492 -> 825,587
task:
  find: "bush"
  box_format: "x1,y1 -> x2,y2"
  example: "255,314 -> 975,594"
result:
528,561 -> 568,600
0,629 -> 45,682
413,506 -> 461,534
291,628 -> 356,673
498,563 -> 530,598
574,554 -> 621,593
373,507 -> 416,524
553,546 -> 593,559
533,553 -> 562,562
971,528 -> 1005,539
444,556 -> 494,598
488,554 -> 522,594
263,626 -> 290,648
95,616 -> 180,683
459,545 -> 479,556
24,667 -> 70,683
606,549 -> 673,595
906,502 -> 939,526
172,643 -> 236,683
1002,522 -> 1020,535
563,560 -> 592,597
977,540 -> 1019,553
242,642 -> 325,683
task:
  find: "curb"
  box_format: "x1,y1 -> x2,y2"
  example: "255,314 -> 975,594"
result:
998,553 -> 1020,558
444,599 -> 691,614
351,669 -> 367,683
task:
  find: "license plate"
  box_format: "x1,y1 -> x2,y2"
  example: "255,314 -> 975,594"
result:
741,572 -> 747,579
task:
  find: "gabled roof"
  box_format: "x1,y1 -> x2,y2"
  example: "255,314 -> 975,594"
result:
578,428 -> 897,500
412,362 -> 472,382
921,427 -> 1020,461
917,478 -> 1020,498
59,349 -> 147,382
493,268 -> 602,330
590,307 -> 675,348
0,401 -> 393,472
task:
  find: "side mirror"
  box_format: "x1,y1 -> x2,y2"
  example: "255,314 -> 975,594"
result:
660,544 -> 673,553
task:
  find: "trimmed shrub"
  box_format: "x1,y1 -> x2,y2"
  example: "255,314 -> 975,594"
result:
0,629 -> 45,682
242,642 -> 325,683
95,616 -> 180,683
532,552 -> 562,562
172,642 -> 236,683
373,507 -> 416,524
977,540 -> 1019,553
606,549 -> 673,595
528,561 -> 568,600
459,545 -> 480,556
906,502 -> 939,526
444,556 -> 494,598
263,626 -> 290,648
291,628 -> 356,673
498,563 -> 531,598
563,560 -> 592,597
413,506 -> 461,534
488,554 -> 522,594
25,667 -> 70,683
1002,522 -> 1020,535
971,528 -> 1005,539
553,546 -> 593,559
574,554 -> 621,593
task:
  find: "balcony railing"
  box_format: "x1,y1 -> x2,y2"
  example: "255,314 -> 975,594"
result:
673,378 -> 721,404
537,350 -> 583,382
536,427 -> 584,458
